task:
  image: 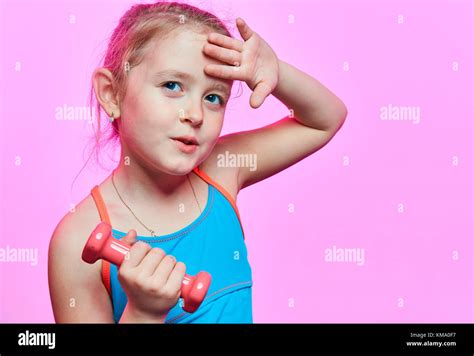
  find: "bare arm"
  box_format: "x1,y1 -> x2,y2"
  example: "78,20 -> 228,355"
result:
218,59 -> 347,190
48,213 -> 171,324
48,214 -> 115,323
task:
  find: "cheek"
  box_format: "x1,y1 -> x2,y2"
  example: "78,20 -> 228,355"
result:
208,115 -> 225,137
201,117 -> 224,151
121,80 -> 150,119
121,93 -> 173,135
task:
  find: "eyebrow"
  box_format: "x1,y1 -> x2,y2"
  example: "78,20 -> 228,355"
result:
152,69 -> 231,93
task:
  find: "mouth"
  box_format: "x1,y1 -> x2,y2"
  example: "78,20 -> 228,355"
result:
171,136 -> 199,145
171,136 -> 199,154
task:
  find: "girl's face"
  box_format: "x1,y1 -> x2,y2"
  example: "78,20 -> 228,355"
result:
118,29 -> 233,175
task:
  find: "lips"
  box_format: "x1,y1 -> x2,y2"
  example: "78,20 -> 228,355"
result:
172,136 -> 199,145
172,137 -> 199,154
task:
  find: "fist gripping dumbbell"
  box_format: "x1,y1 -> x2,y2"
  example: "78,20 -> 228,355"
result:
82,222 -> 211,313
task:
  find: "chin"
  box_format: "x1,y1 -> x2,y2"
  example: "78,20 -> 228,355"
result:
160,159 -> 199,176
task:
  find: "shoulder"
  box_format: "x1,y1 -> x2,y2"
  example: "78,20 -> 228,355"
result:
48,191 -> 114,322
48,192 -> 103,288
50,193 -> 102,256
198,136 -> 241,202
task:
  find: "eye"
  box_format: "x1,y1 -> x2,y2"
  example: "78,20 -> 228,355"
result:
163,82 -> 225,106
206,94 -> 224,106
163,81 -> 182,92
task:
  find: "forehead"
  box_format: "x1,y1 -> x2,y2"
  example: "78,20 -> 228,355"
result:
143,29 -> 233,91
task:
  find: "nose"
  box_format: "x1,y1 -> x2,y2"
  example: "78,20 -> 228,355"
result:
179,102 -> 203,127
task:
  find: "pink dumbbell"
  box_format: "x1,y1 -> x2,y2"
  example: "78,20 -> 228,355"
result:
81,221 -> 211,313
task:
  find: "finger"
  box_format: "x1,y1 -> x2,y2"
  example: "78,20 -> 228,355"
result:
250,82 -> 273,109
120,229 -> 138,263
151,254 -> 178,286
203,43 -> 242,66
204,64 -> 243,81
121,229 -> 137,246
136,248 -> 166,277
236,17 -> 253,42
121,240 -> 151,269
165,262 -> 186,296
208,32 -> 243,52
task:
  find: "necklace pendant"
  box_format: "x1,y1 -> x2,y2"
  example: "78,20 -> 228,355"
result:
150,230 -> 156,237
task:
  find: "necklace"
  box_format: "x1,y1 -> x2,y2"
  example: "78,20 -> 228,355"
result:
111,170 -> 202,237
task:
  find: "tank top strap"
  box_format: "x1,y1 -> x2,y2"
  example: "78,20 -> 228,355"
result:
90,185 -> 112,299
91,186 -> 111,223
192,166 -> 245,240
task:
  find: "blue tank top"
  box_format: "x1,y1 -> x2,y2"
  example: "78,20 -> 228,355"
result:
90,167 -> 253,323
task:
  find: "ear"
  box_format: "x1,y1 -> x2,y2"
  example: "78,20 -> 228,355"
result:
92,68 -> 121,118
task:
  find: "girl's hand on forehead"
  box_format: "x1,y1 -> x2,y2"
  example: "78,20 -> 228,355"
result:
203,17 -> 280,109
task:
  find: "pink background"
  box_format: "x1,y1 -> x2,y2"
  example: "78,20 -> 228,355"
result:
0,0 -> 472,323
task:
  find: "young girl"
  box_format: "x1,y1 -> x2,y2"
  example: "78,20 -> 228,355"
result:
48,1 -> 347,324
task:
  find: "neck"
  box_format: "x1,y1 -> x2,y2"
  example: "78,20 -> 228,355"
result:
112,150 -> 193,204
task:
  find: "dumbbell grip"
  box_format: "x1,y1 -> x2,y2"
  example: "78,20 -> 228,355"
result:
101,237 -> 130,266
82,222 -> 211,313
97,235 -> 196,293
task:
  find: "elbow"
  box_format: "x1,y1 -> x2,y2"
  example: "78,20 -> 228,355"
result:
339,104 -> 348,121
329,101 -> 348,131
337,106 -> 348,129
331,107 -> 347,133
